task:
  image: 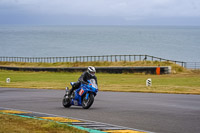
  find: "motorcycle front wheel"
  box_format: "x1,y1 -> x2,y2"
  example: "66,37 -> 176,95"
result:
82,93 -> 94,109
62,94 -> 71,108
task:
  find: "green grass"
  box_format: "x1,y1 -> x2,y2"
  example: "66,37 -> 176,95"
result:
0,70 -> 200,94
0,113 -> 87,133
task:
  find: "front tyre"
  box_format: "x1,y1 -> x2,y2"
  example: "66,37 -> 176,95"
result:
82,93 -> 94,109
62,94 -> 71,108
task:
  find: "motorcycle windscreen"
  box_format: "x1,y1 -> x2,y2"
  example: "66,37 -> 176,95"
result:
89,79 -> 98,89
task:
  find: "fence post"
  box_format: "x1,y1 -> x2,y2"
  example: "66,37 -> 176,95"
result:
97,56 -> 99,62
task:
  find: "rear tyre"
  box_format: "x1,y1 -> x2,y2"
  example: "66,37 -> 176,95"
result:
82,93 -> 94,109
62,94 -> 71,108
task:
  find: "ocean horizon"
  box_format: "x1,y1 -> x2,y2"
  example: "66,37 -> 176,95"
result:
0,25 -> 200,62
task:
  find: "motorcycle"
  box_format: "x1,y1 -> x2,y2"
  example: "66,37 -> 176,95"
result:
62,79 -> 98,109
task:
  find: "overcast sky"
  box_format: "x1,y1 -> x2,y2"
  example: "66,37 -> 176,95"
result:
0,0 -> 200,25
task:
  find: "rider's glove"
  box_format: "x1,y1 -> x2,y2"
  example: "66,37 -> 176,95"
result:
82,81 -> 88,85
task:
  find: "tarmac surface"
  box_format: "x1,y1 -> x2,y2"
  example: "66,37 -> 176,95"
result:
0,87 -> 200,133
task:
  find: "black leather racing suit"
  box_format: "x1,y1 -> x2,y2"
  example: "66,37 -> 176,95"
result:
68,71 -> 98,96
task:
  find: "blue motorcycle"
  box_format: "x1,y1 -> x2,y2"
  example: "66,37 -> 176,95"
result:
62,79 -> 98,109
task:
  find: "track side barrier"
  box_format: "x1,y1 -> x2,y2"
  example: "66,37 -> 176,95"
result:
0,66 -> 171,74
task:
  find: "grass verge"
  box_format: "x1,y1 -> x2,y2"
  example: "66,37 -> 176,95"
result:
0,70 -> 200,94
0,113 -> 87,133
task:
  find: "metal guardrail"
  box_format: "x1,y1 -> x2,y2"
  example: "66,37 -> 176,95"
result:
0,55 -> 186,67
185,62 -> 200,70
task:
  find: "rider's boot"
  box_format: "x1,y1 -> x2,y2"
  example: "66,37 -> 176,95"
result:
68,87 -> 75,98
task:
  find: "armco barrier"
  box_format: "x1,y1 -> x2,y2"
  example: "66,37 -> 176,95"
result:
0,66 -> 171,74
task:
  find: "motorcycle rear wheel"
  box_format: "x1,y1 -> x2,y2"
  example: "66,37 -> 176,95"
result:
62,94 -> 71,108
82,93 -> 94,109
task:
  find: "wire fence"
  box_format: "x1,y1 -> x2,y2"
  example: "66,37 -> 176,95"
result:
185,62 -> 200,70
0,54 -> 191,68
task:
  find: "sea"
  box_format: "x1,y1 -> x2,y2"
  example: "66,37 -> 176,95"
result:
0,25 -> 200,62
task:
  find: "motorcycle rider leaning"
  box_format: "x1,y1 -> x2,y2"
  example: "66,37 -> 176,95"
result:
68,66 -> 98,97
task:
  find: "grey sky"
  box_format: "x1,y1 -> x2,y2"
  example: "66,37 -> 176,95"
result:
0,0 -> 200,25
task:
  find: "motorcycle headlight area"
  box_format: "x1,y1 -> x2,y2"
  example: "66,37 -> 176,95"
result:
91,84 -> 98,89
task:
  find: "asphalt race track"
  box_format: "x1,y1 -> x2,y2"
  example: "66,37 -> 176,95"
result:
0,87 -> 200,133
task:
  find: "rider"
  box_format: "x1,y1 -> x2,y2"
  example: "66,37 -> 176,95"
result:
68,66 -> 98,96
